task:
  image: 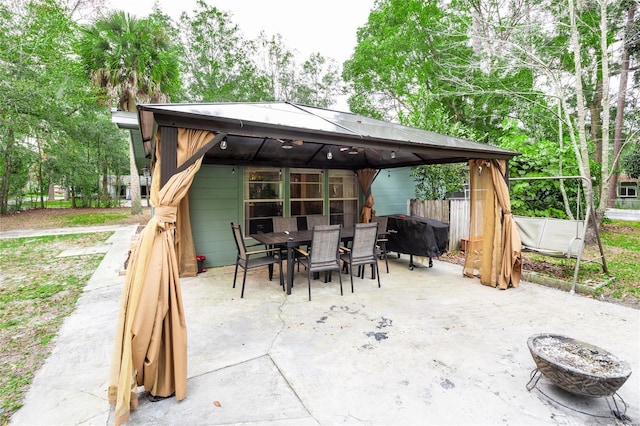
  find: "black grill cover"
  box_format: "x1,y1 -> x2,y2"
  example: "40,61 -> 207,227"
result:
385,214 -> 449,258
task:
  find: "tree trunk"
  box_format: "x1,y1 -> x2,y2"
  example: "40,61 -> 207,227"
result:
0,130 -> 15,214
102,160 -> 109,207
589,79 -> 602,165
129,138 -> 142,215
607,2 -> 636,208
36,137 -> 45,209
48,167 -> 55,201
557,102 -> 575,220
568,0 -> 596,242
597,0 -> 611,216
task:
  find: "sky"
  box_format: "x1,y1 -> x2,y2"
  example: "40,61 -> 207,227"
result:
105,0 -> 376,66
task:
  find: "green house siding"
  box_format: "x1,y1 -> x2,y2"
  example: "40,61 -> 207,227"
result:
189,165 -> 240,268
189,165 -> 415,268
371,167 -> 414,216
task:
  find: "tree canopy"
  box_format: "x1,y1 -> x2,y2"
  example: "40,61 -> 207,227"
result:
0,0 -> 128,213
343,0 -> 638,217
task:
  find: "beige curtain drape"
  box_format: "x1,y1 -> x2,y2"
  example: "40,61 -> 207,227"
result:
462,159 -> 521,289
176,129 -> 215,277
357,168 -> 378,223
463,159 -> 501,287
491,160 -> 522,288
108,128 -> 214,426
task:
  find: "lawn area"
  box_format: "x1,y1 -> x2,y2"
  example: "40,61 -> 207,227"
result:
0,231 -> 112,424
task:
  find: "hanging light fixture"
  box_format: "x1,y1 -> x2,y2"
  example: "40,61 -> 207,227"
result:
327,150 -> 333,160
220,137 -> 228,150
391,151 -> 396,159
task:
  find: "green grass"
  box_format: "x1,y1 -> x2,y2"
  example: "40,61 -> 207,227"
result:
23,199 -> 73,208
52,211 -> 130,227
0,232 -> 111,424
23,200 -> 129,210
597,221 -> 640,286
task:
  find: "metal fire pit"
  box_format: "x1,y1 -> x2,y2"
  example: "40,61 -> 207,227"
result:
527,333 -> 632,398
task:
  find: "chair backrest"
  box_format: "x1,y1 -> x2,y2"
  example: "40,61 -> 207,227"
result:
309,225 -> 342,269
273,216 -> 298,233
306,215 -> 326,229
231,222 -> 247,260
351,222 -> 379,261
249,218 -> 273,234
371,215 -> 388,232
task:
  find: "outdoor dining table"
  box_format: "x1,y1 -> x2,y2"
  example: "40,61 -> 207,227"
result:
251,230 -> 311,295
251,227 -> 385,295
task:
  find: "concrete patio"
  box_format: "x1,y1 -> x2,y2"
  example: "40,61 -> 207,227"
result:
9,225 -> 639,425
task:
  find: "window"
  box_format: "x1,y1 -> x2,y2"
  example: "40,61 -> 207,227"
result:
244,168 -> 283,233
290,169 -> 323,216
620,183 -> 637,198
328,170 -> 358,227
243,167 -> 360,231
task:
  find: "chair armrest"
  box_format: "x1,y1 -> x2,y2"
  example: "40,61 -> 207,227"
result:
294,247 -> 309,257
244,238 -> 267,250
246,247 -> 280,256
339,246 -> 350,253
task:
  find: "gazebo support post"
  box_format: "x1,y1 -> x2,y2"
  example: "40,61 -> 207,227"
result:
160,126 -> 178,188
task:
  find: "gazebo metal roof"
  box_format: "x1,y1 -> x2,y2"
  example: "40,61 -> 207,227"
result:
136,102 -> 518,170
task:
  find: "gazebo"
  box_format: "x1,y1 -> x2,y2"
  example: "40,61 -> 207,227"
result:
109,102 -> 521,425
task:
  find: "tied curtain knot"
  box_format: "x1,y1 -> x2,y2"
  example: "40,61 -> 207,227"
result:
154,206 -> 178,225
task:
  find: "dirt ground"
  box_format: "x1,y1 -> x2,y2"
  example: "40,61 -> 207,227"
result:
0,207 -> 151,231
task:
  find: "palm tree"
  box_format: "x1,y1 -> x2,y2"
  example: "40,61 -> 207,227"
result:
77,10 -> 181,214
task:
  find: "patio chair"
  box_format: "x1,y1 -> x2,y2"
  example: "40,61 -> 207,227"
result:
371,215 -> 389,273
340,222 -> 381,293
273,216 -> 299,233
271,216 -> 300,262
294,225 -> 343,301
305,214 -> 327,230
231,222 -> 284,298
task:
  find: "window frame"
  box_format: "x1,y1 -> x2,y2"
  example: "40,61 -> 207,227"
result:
328,169 -> 358,227
289,168 -> 324,217
619,183 -> 637,198
243,168 -> 284,232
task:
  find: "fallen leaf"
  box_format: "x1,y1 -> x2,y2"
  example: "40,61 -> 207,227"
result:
213,400 -> 222,407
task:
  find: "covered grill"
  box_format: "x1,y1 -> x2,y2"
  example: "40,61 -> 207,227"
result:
384,214 -> 449,269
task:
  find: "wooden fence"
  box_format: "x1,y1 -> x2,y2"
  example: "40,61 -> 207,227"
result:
408,199 -> 469,251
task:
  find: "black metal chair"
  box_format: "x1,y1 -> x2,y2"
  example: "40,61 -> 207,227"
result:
340,222 -> 381,293
372,215 -> 389,273
231,222 -> 284,298
294,225 -> 343,301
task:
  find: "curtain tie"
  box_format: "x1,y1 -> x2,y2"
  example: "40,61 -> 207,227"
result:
154,206 -> 177,224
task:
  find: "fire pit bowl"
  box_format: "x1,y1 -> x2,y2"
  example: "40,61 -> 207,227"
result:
527,333 -> 632,398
